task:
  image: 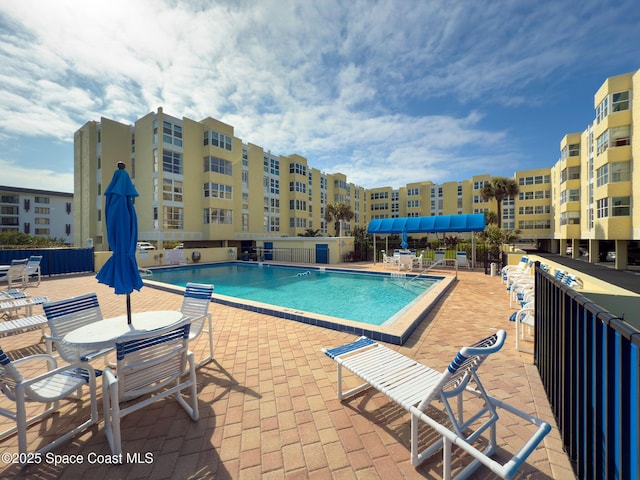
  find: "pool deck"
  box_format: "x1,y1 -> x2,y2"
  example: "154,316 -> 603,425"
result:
0,264 -> 575,479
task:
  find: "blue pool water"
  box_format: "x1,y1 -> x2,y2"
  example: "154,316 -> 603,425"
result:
149,263 -> 440,326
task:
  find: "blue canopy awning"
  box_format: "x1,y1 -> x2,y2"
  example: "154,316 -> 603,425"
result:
367,214 -> 485,234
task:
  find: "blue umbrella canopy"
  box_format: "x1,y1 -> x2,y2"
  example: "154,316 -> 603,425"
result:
401,226 -> 408,249
96,163 -> 143,323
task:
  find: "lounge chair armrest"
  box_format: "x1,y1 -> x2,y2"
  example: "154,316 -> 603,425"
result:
23,362 -> 98,387
80,347 -> 115,362
11,353 -> 58,370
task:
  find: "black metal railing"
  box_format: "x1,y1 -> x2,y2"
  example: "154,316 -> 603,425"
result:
534,263 -> 640,480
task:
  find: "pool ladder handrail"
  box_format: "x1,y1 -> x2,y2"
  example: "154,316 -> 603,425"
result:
404,258 -> 458,286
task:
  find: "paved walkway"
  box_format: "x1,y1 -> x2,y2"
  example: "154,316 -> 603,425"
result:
0,265 -> 575,479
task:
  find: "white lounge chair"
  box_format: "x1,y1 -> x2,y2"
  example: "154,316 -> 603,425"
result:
43,293 -> 113,363
514,302 -> 535,353
501,256 -> 528,284
25,255 -> 42,286
456,251 -> 471,269
0,314 -> 48,338
0,346 -> 98,461
181,282 -> 214,367
323,330 -> 551,479
0,259 -> 28,289
102,317 -> 199,456
0,296 -> 49,319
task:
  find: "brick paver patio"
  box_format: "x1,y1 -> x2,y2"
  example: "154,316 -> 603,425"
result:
0,265 -> 575,479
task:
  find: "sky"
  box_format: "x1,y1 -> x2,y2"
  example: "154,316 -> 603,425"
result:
0,0 -> 639,194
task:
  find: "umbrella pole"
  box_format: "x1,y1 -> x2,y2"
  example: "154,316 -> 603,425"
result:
126,294 -> 132,325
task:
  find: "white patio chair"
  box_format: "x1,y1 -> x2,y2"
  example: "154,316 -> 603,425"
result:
43,293 -> 113,363
412,250 -> 425,269
381,250 -> 399,269
181,282 -> 214,367
103,317 -> 199,456
501,256 -> 528,284
25,255 -> 43,286
514,302 -> 535,353
323,330 -> 551,479
0,346 -> 98,460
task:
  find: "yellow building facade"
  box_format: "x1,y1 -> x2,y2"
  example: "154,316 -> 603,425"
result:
74,69 -> 638,267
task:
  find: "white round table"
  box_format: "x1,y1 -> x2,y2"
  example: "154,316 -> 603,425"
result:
62,310 -> 184,351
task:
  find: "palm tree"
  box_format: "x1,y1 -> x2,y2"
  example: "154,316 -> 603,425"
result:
298,228 -> 321,237
484,210 -> 498,226
480,177 -> 519,228
324,202 -> 354,237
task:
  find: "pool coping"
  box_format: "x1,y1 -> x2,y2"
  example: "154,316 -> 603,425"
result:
143,261 -> 457,345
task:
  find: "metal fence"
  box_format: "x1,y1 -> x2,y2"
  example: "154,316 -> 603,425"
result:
254,247 -> 320,264
534,264 -> 639,480
0,248 -> 95,277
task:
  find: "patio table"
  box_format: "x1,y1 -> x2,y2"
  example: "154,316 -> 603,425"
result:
62,310 -> 184,351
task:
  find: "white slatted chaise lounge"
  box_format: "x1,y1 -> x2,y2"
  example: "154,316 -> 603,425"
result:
0,314 -> 48,338
180,282 -> 214,368
323,330 -> 551,480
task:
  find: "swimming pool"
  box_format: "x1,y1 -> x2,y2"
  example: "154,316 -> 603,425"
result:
145,262 -> 456,344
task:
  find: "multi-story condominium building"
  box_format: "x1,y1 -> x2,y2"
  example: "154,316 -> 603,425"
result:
0,186 -> 74,242
550,70 -> 639,266
74,108 -> 366,252
73,69 -> 638,267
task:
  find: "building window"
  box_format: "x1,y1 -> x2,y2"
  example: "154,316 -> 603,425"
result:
611,91 -> 630,113
596,131 -> 609,155
596,164 -> 608,187
204,130 -> 232,151
611,161 -> 631,182
162,150 -> 183,174
163,206 -> 183,229
289,199 -> 307,211
162,121 -> 183,147
596,96 -> 609,124
204,208 -> 232,225
204,156 -> 232,175
162,179 -> 183,202
611,197 -> 630,216
34,196 -> 50,204
204,183 -> 233,200
289,181 -> 307,193
596,198 -> 608,218
610,126 -> 631,147
289,163 -> 307,176
568,189 -> 580,202
270,178 -> 279,194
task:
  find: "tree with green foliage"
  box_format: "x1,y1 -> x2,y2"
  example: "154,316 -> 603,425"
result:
480,177 -> 519,228
324,202 -> 354,237
0,231 -> 67,248
298,228 -> 321,237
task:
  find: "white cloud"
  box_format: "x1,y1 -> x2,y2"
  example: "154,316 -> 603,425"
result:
0,159 -> 73,193
0,0 -> 639,191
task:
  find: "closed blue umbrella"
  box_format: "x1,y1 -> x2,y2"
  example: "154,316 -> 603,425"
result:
401,226 -> 408,249
96,162 -> 143,324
